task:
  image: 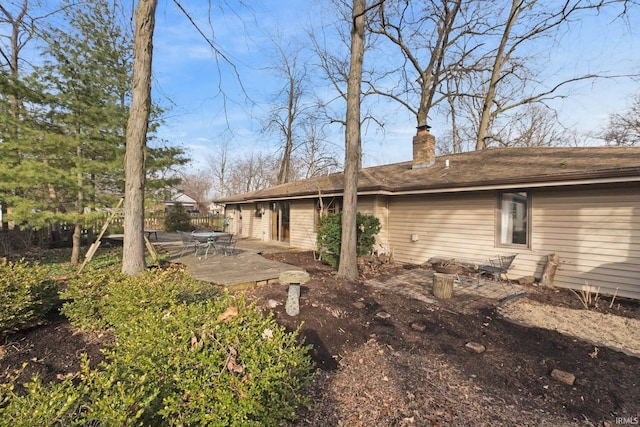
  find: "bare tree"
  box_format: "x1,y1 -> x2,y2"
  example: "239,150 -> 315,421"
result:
296,120 -> 341,178
338,0 -> 365,281
264,41 -> 311,185
1,1 -> 79,78
473,0 -> 632,150
178,172 -> 212,208
121,0 -> 247,273
308,1 -> 384,164
489,104 -> 571,147
599,92 -> 640,146
223,152 -> 277,196
122,0 -> 157,276
367,0 -> 485,130
207,140 -> 230,198
0,1 -> 28,78
362,0 -> 635,151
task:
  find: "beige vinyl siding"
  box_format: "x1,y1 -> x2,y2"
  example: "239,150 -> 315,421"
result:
387,185 -> 640,299
236,205 -> 245,236
373,196 -> 390,251
287,196 -> 390,251
280,196 -> 392,253
233,182 -> 640,298
388,193 -> 497,265
226,205 -> 240,235
233,203 -> 268,240
245,209 -> 269,240
532,185 -> 640,299
358,196 -> 390,252
260,206 -> 270,241
290,199 -> 317,250
260,206 -> 270,240
356,197 -> 374,213
244,204 -> 255,238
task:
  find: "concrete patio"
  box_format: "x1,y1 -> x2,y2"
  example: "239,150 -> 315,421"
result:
365,269 -> 526,314
152,232 -> 305,289
149,232 -> 526,309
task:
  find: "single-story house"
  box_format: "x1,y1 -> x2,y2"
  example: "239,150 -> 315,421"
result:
162,192 -> 198,213
218,130 -> 640,299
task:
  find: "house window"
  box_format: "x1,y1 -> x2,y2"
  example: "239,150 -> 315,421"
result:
498,191 -> 529,247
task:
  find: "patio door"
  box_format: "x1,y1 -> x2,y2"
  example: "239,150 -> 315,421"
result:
271,201 -> 290,243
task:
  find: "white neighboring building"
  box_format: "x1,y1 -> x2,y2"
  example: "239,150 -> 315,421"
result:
163,193 -> 198,213
208,201 -> 225,215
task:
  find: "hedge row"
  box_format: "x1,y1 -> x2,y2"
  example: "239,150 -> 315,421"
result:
0,259 -> 58,332
0,267 -> 315,426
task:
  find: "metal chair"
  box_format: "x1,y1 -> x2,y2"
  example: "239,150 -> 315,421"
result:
478,254 -> 517,291
215,234 -> 237,256
177,230 -> 200,257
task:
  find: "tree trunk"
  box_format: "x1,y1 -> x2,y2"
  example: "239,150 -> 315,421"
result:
277,76 -> 296,185
71,223 -> 82,265
338,0 -> 365,281
433,273 -> 454,299
476,0 -> 520,150
540,253 -> 560,287
71,144 -> 83,265
122,0 -> 157,276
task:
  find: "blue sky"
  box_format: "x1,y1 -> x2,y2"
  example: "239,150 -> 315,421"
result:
152,1 -> 323,170
148,1 -> 639,171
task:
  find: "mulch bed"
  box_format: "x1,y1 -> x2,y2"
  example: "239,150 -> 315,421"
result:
1,251 -> 639,426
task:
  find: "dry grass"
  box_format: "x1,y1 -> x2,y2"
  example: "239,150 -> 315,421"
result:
570,284 -> 601,310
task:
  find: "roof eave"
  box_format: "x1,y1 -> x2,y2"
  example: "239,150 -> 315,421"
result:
219,168 -> 640,204
391,169 -> 640,195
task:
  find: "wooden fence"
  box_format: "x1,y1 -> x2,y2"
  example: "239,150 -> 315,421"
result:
1,213 -> 226,253
104,214 -> 224,232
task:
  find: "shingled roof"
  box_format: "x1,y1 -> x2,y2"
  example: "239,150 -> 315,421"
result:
218,146 -> 640,203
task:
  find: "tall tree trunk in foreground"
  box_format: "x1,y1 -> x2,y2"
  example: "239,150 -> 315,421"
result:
122,0 -> 157,275
338,0 -> 365,281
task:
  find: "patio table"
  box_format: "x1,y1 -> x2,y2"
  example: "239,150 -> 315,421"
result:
191,231 -> 230,242
191,231 -> 231,258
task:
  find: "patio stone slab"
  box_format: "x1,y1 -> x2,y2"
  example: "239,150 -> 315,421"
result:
155,233 -> 305,289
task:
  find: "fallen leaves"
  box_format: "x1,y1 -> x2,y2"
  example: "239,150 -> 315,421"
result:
217,306 -> 238,323
226,346 -> 244,374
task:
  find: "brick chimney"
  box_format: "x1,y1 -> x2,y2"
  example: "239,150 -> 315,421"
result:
412,125 -> 435,169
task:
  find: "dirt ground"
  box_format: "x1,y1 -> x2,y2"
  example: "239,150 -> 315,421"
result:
1,251 -> 639,426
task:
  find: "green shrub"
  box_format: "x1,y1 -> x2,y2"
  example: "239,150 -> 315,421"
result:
60,267 -> 220,330
110,296 -> 315,426
316,212 -> 382,268
59,268 -> 120,330
356,212 -> 382,256
0,355 -> 157,426
0,260 -> 58,332
4,279 -> 314,426
164,202 -> 192,232
316,213 -> 342,268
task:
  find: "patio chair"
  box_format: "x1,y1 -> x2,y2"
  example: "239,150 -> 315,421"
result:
478,254 -> 517,291
215,234 -> 237,256
177,230 -> 200,257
